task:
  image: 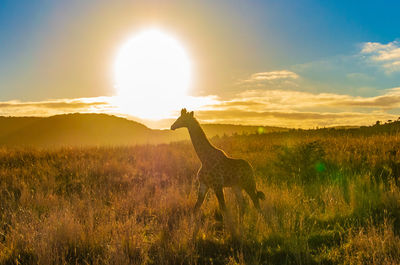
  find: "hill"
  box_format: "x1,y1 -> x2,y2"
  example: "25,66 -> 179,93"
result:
0,114 -> 155,146
0,116 -> 42,138
0,113 -> 287,147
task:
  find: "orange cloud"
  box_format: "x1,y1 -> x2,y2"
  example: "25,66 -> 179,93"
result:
0,97 -> 114,117
195,87 -> 400,128
0,88 -> 399,129
209,87 -> 400,111
244,70 -> 299,82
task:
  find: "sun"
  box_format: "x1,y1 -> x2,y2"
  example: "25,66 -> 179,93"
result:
114,29 -> 192,119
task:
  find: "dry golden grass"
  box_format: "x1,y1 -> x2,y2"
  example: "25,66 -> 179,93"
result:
1,131 -> 400,264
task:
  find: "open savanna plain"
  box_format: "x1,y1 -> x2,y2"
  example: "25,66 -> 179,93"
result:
1,124 -> 400,264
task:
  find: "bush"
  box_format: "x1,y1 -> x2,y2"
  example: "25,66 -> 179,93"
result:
274,141 -> 331,184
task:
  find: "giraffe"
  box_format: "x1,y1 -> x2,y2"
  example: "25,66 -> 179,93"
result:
171,108 -> 265,215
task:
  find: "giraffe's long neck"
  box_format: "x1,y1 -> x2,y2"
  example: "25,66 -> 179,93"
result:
187,119 -> 219,163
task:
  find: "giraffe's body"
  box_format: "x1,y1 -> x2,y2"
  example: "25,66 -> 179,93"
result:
171,109 -> 265,212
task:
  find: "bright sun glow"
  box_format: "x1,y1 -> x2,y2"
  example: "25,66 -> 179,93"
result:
114,29 -> 192,119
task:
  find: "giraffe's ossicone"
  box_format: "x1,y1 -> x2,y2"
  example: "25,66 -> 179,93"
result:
171,108 -> 265,213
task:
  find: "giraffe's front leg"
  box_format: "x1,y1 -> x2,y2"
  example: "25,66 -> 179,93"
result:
214,187 -> 227,212
194,182 -> 208,212
215,186 -> 239,237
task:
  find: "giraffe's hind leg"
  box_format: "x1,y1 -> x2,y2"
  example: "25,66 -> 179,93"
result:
214,187 -> 238,237
244,175 -> 263,210
233,186 -> 245,223
247,189 -> 261,210
240,164 -> 263,211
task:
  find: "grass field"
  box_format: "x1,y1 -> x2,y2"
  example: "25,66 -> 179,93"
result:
1,128 -> 400,264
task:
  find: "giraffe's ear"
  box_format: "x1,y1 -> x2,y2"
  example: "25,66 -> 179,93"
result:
189,111 -> 194,117
181,108 -> 187,115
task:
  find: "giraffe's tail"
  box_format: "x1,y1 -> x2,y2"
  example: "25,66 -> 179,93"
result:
257,190 -> 265,200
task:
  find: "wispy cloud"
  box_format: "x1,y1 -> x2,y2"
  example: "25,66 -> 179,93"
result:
0,100 -> 107,109
0,88 -> 398,129
361,41 -> 400,73
236,70 -> 300,91
208,87 -> 400,111
0,97 -> 115,116
243,70 -> 299,82
195,87 -> 400,128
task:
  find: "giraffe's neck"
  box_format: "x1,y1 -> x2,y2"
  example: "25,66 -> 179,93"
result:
187,119 -> 219,163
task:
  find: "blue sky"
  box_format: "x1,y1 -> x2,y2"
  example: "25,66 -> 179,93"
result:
0,0 -> 399,127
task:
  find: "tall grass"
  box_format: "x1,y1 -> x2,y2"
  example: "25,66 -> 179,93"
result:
1,132 -> 400,264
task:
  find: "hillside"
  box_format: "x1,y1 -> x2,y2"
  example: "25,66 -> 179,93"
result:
0,116 -> 42,138
0,114 -> 155,146
0,113 -> 287,147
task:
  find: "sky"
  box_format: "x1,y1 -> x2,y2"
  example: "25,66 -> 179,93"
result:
1,0 -> 400,128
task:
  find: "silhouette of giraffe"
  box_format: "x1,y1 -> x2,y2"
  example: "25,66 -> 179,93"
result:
171,108 -> 265,214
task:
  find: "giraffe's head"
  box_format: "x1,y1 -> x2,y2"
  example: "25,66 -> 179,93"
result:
170,108 -> 195,130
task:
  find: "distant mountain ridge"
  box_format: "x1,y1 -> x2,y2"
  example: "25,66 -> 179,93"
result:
0,113 -> 286,147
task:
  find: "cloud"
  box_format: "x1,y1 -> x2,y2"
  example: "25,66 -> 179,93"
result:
235,70 -> 300,91
0,88 -> 399,129
361,41 -> 400,73
0,97 -> 114,116
207,87 -> 400,112
0,101 -> 106,109
245,70 -> 299,82
194,87 -> 400,128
